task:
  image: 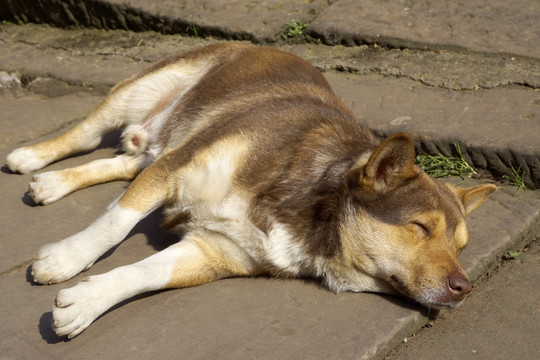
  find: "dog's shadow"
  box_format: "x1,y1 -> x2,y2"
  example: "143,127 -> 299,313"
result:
303,276 -> 437,320
95,208 -> 180,261
380,293 -> 439,320
128,209 -> 180,251
39,312 -> 66,344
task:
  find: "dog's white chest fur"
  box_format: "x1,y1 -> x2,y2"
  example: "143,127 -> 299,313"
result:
165,136 -> 311,276
190,197 -> 313,274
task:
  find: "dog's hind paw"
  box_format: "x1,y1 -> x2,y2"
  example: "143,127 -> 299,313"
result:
6,147 -> 47,174
29,172 -> 71,205
52,276 -> 111,339
32,240 -> 94,285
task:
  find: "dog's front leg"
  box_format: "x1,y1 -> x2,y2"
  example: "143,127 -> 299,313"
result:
52,229 -> 261,338
32,163 -> 168,284
31,204 -> 146,284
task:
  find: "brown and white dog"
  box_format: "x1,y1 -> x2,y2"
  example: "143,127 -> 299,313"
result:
6,43 -> 496,339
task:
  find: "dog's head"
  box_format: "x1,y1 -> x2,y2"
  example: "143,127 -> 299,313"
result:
338,132 -> 496,308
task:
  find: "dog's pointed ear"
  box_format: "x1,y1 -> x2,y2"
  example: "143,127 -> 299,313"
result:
447,183 -> 497,215
357,132 -> 417,192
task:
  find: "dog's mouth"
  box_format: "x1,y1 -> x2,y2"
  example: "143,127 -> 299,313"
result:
388,274 -> 412,298
388,273 -> 471,309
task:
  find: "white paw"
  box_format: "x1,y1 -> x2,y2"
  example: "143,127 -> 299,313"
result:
53,277 -> 112,339
32,238 -> 95,284
6,147 -> 47,174
29,172 -> 71,205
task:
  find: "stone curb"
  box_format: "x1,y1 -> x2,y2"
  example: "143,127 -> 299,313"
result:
0,0 -> 328,42
2,0 -> 540,61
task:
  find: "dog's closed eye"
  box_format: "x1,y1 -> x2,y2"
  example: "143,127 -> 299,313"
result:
412,221 -> 431,237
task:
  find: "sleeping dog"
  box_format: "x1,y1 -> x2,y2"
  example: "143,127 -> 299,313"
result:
6,43 -> 496,338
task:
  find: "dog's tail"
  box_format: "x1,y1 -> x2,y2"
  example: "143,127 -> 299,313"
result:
121,125 -> 149,155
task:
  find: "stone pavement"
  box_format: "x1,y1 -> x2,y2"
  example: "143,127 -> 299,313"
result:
0,1 -> 539,359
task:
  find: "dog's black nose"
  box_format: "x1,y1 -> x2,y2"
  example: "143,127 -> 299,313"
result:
447,271 -> 472,301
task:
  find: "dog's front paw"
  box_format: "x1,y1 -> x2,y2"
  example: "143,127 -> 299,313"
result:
29,172 -> 71,205
53,278 -> 109,339
6,147 -> 46,174
32,240 -> 94,284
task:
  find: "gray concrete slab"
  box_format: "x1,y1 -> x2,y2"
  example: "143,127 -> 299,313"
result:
0,40 -> 146,88
282,43 -> 540,91
105,0 -> 328,41
308,0 -> 540,59
3,0 -> 539,61
0,22 -> 216,60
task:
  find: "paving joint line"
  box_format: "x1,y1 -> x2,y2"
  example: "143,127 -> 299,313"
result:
308,31 -> 540,64
320,65 -> 538,91
6,37 -> 152,65
0,259 -> 33,278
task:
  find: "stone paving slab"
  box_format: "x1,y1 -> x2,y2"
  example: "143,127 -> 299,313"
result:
1,94 -> 539,360
1,265 -> 424,360
4,23 -> 539,92
308,0 -> 540,59
105,0 -> 328,41
282,43 -> 540,91
0,40 -> 146,88
0,22 -> 215,62
324,72 -> 540,188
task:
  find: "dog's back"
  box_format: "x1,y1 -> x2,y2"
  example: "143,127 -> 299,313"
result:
151,44 -> 383,276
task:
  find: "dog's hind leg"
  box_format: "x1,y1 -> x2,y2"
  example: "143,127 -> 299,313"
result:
5,80 -> 137,174
6,58 -> 212,174
51,229 -> 261,338
28,153 -> 148,205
